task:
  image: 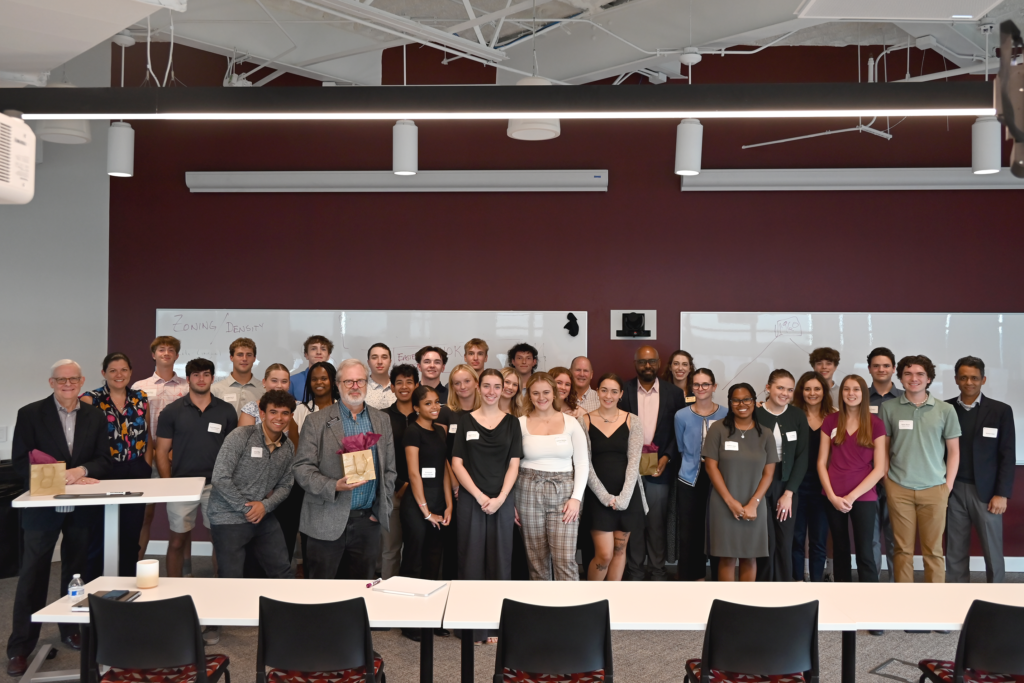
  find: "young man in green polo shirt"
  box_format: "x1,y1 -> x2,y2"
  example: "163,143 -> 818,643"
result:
881,355 -> 961,584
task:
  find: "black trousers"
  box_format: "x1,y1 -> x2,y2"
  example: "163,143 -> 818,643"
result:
676,471 -> 711,581
824,499 -> 879,583
441,496 -> 458,581
7,515 -> 92,658
211,514 -> 292,579
304,511 -> 381,580
398,488 -> 445,580
756,478 -> 798,582
243,486 -> 304,579
458,495 -> 514,641
114,458 -> 151,577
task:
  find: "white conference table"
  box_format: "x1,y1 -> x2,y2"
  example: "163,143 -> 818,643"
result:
32,577 -> 449,683
12,477 -> 204,576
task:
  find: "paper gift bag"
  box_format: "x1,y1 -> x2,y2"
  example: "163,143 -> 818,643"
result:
30,462 -> 66,496
341,449 -> 377,482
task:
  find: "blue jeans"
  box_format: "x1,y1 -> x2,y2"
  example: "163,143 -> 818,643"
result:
792,477 -> 828,581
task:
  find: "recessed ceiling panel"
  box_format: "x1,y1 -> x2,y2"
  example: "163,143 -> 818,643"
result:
796,0 -> 1003,21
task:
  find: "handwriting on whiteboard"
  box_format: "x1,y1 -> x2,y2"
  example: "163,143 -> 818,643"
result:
775,317 -> 802,337
170,314 -> 265,336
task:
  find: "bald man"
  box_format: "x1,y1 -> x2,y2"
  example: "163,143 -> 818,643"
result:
571,356 -> 600,413
618,346 -> 686,581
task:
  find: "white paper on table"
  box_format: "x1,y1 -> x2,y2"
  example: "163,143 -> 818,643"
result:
371,577 -> 447,597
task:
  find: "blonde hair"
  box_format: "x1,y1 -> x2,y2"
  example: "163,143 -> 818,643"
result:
521,372 -> 564,415
446,364 -> 482,413
500,367 -> 523,417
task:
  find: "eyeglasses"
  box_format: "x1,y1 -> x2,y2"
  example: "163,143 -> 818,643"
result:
341,379 -> 367,388
729,398 -> 755,406
956,376 -> 981,382
635,359 -> 659,366
51,377 -> 83,386
693,383 -> 713,390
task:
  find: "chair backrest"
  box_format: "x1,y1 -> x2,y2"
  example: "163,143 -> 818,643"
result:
257,596 -> 375,683
702,600 -> 819,683
956,600 -> 1024,679
492,599 -> 613,682
88,595 -> 207,682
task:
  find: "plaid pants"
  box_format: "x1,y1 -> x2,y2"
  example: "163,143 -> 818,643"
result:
515,468 -> 580,581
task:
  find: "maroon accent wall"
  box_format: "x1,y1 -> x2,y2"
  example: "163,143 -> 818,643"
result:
109,44 -> 1024,553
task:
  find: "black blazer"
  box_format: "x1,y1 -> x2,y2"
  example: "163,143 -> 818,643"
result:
619,378 -> 686,483
12,395 -> 115,530
945,394 -> 1016,503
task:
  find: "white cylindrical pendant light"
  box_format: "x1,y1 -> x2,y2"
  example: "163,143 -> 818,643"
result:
972,115 -> 1001,175
35,83 -> 92,144
393,119 -> 417,175
107,122 -> 134,177
508,77 -> 560,141
674,118 -> 703,176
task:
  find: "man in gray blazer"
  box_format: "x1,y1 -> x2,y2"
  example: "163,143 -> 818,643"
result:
294,358 -> 397,580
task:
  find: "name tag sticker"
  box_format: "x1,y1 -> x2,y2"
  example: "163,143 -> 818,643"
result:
208,423 -> 222,434
830,428 -> 837,439
466,431 -> 480,441
223,393 -> 238,403
449,424 -> 457,433
899,420 -> 914,430
724,441 -> 739,451
555,436 -> 569,446
786,431 -> 798,441
983,427 -> 999,438
686,396 -> 696,403
421,467 -> 436,479
869,406 -> 879,414
251,447 -> 263,458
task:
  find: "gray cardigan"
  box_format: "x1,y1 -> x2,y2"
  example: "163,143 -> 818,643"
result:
293,402 -> 397,542
208,425 -> 294,526
580,412 -> 648,514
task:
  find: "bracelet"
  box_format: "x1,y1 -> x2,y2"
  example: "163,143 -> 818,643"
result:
419,503 -> 427,507
424,513 -> 432,520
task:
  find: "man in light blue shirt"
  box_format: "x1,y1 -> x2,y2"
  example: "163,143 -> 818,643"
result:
289,335 -> 333,402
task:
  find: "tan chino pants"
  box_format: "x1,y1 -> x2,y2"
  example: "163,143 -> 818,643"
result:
883,478 -> 949,583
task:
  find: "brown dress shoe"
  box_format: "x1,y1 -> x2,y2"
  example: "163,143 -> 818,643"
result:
7,655 -> 28,677
60,633 -> 81,650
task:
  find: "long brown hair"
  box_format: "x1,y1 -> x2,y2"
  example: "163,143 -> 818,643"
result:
445,364 -> 482,413
663,350 -> 695,394
792,371 -> 835,419
499,367 -> 522,417
834,374 -> 874,448
521,372 -> 564,415
547,366 -> 578,410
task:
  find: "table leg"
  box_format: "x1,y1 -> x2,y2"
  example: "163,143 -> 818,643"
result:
103,505 -> 119,577
80,624 -> 90,683
419,628 -> 433,683
841,630 -> 856,683
20,645 -> 80,683
461,629 -> 474,683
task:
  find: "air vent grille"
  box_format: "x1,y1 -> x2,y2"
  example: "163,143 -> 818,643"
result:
0,122 -> 11,184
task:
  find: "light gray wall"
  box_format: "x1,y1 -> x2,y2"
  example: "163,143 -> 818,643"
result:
0,43 -> 110,459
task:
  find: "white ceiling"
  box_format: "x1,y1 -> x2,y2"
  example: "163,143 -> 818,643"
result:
1,0 -> 1021,88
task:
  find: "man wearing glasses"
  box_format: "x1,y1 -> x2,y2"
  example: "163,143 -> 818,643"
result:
294,359 -> 397,580
7,360 -> 113,677
618,346 -> 686,581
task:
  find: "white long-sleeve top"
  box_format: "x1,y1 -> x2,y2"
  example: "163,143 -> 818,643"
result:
518,413 -> 590,500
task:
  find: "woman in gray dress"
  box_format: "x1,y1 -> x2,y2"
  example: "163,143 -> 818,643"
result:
702,383 -> 780,581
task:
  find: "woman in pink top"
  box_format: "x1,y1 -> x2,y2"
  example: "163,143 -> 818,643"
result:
818,375 -> 888,583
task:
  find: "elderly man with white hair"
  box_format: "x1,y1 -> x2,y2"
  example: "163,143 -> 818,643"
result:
294,358 -> 397,580
7,360 -> 115,677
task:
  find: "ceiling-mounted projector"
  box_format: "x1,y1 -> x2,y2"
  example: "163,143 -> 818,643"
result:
0,110 -> 36,205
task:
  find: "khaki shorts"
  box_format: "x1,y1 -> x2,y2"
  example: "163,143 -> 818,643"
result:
166,483 -> 212,533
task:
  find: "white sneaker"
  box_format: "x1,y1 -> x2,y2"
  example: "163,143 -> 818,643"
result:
202,626 -> 220,645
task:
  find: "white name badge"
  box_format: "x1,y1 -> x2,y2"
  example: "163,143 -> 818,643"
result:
555,436 -> 569,446
869,406 -> 879,414
223,393 -> 238,403
831,428 -> 838,439
251,447 -> 263,458
208,423 -> 222,434
422,467 -> 436,479
899,420 -> 914,430
449,424 -> 458,433
724,441 -> 739,451
983,427 -> 999,438
786,431 -> 798,441
466,431 -> 480,441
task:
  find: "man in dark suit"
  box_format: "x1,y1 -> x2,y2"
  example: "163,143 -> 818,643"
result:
619,346 -> 686,580
945,356 -> 1016,583
7,360 -> 114,676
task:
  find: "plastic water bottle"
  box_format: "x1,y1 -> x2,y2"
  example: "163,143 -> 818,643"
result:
67,574 -> 84,602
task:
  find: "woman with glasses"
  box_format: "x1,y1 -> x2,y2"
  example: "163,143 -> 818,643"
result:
81,352 -> 152,576
664,350 -> 697,403
674,368 -> 727,581
703,383 -> 779,582
791,371 -> 834,582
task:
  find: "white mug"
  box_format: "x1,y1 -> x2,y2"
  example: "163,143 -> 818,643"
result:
136,559 -> 159,589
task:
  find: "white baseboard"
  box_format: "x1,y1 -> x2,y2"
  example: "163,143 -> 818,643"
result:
854,555 -> 1024,572
144,541 -> 214,557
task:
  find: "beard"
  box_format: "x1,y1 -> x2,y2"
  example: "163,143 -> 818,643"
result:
341,389 -> 367,408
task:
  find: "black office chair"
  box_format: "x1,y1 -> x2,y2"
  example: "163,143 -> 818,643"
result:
256,596 -> 384,683
87,594 -> 230,683
491,599 -> 612,683
918,600 -> 1024,683
685,600 -> 819,683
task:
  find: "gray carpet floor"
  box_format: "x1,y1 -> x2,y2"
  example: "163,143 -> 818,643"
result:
2,558 -> 1016,682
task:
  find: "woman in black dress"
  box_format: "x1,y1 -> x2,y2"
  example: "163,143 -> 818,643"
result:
581,373 -> 646,581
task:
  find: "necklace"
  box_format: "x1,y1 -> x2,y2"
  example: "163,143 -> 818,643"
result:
598,409 -> 620,423
736,426 -> 754,439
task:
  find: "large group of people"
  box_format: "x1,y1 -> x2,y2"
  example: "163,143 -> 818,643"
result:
6,333 -> 1018,673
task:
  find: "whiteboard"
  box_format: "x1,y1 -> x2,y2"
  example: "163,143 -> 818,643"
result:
680,313 -> 1024,464
155,309 -> 587,383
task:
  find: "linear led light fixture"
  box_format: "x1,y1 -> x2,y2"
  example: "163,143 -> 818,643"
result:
7,82 -> 994,121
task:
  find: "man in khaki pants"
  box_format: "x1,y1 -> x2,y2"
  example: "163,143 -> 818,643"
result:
881,355 -> 961,583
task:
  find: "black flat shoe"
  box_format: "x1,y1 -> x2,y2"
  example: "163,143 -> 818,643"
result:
401,629 -> 421,642
61,633 -> 82,651
868,630 -> 884,636
433,628 -> 450,637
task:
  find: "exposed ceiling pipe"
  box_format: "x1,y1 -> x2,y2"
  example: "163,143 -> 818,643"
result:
896,57 -> 999,82
698,30 -> 798,56
742,117 -> 892,149
239,0 -> 299,82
